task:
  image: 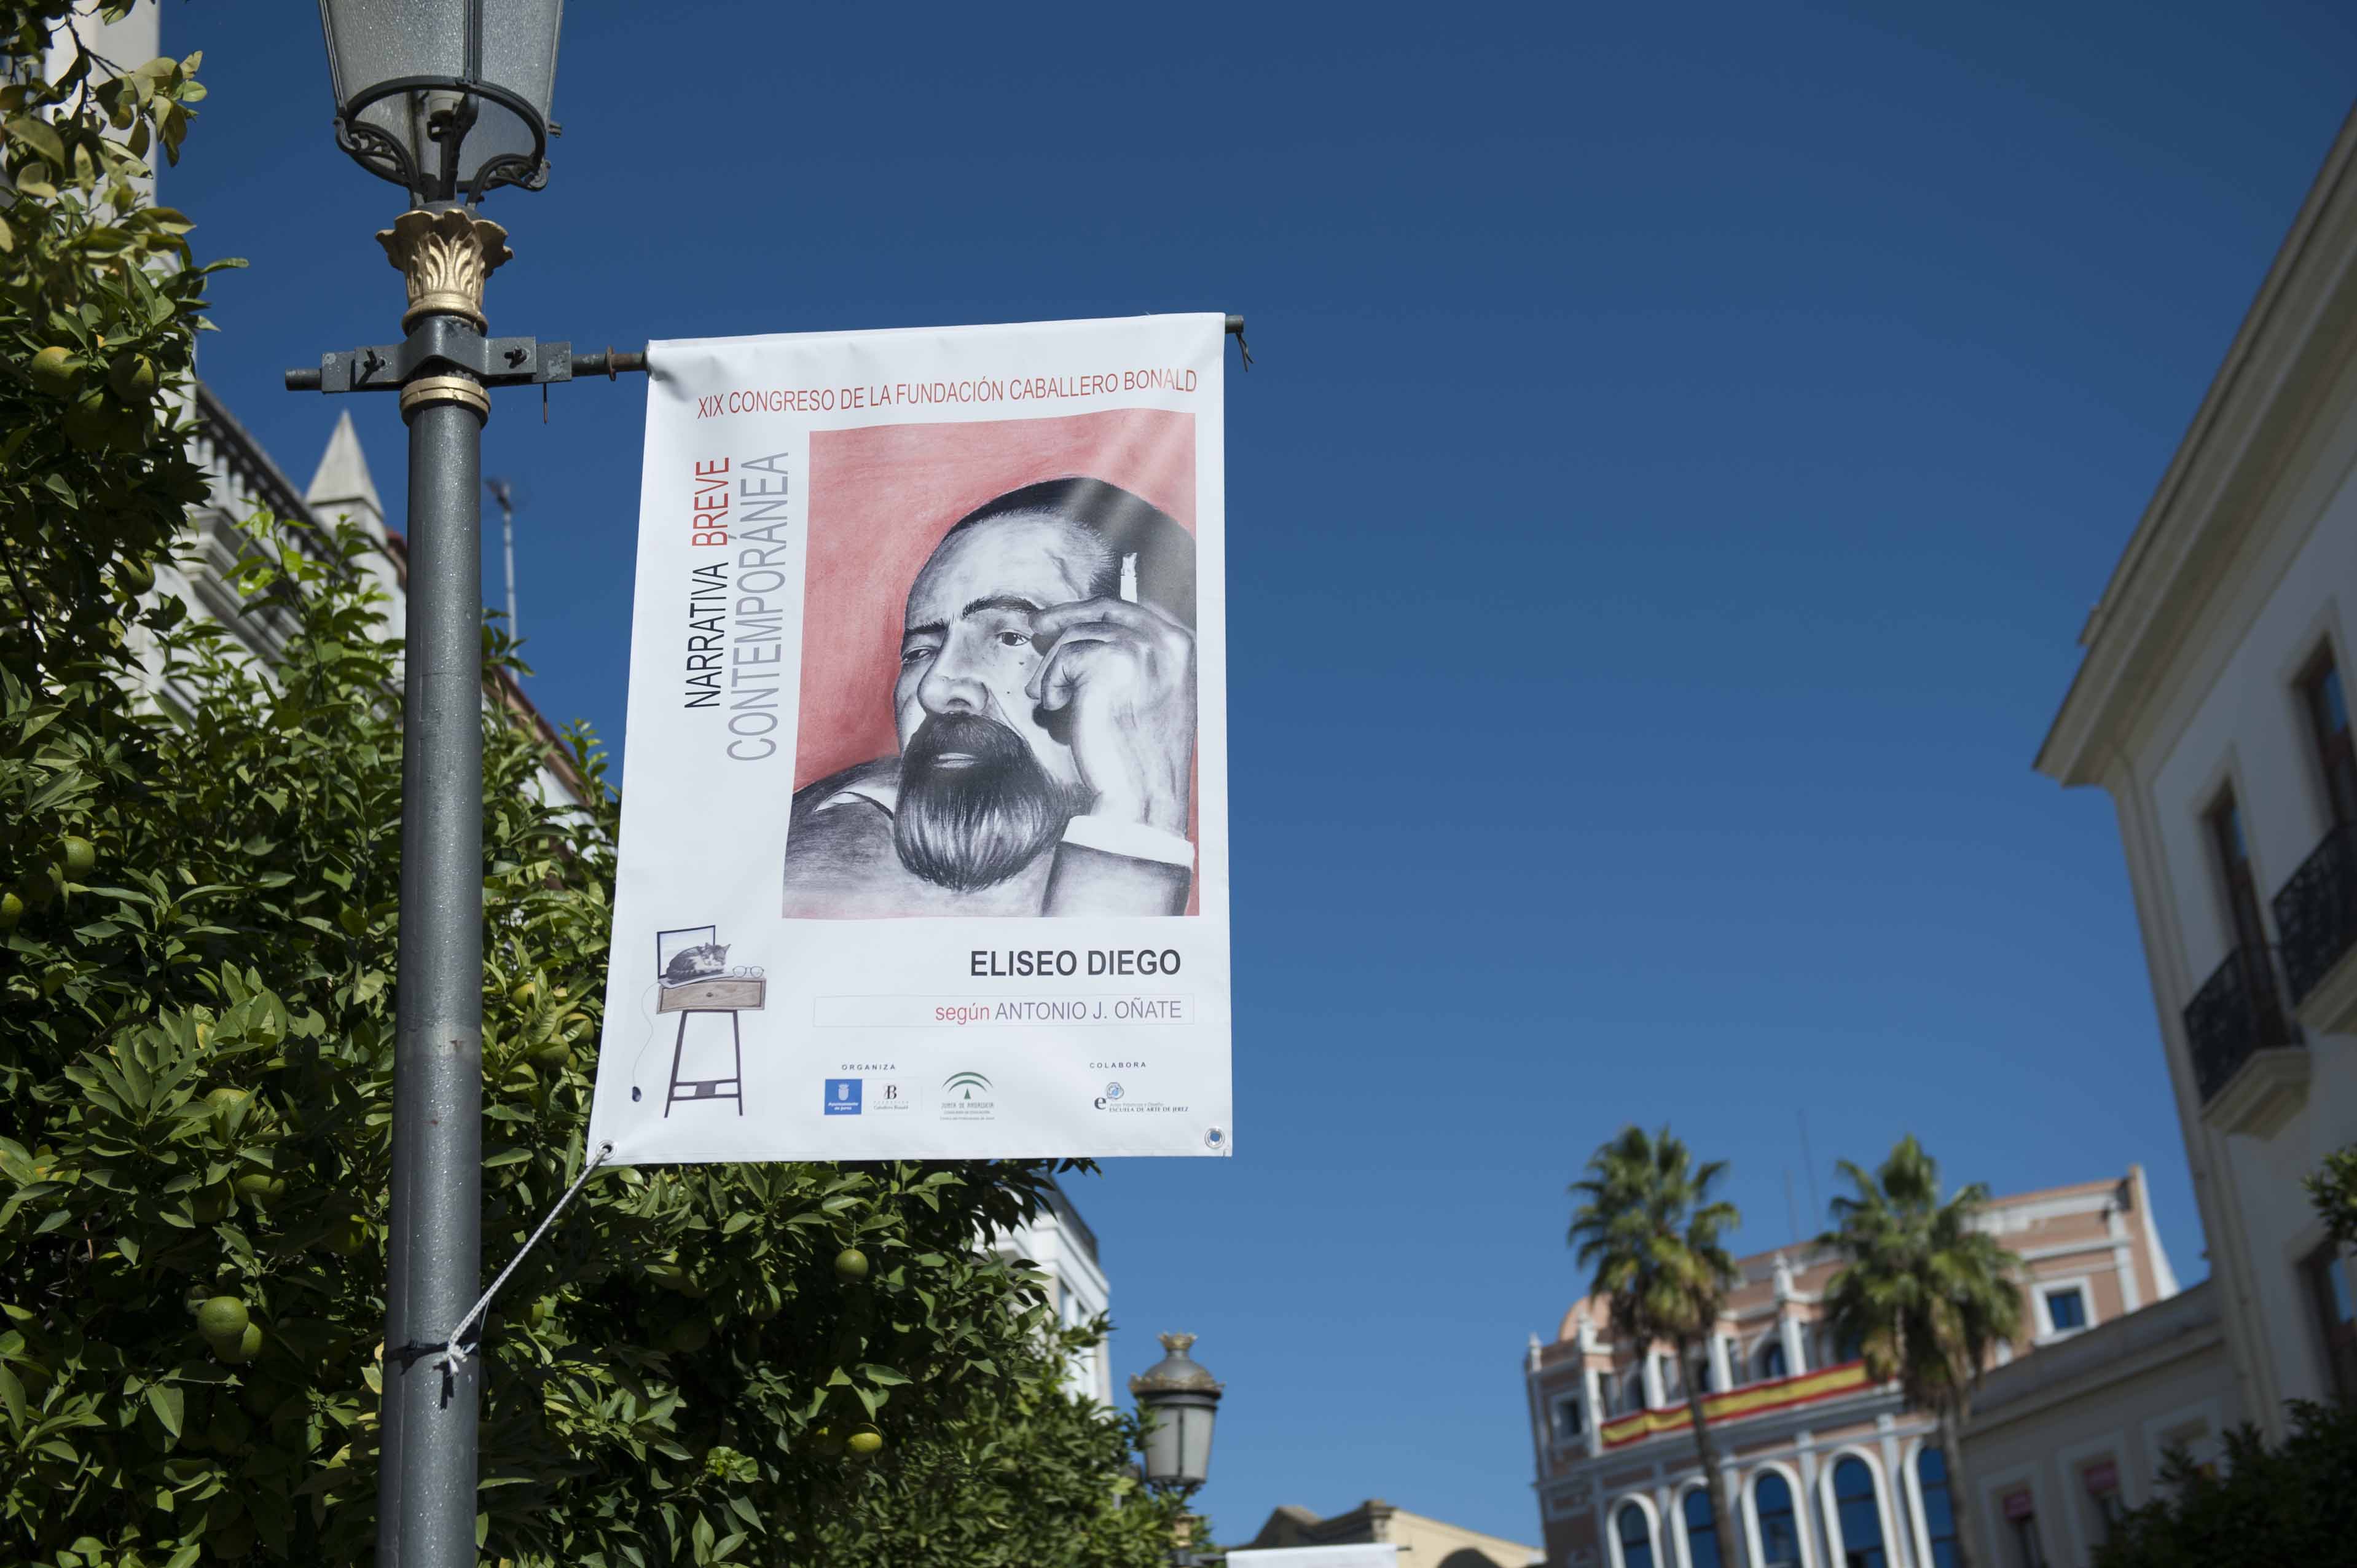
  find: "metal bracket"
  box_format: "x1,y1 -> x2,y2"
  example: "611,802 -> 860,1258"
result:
287,319 -> 1234,393
284,319 -> 648,394
287,318 -> 579,394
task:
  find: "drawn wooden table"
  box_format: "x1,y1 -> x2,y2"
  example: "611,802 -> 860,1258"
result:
656,976 -> 767,1116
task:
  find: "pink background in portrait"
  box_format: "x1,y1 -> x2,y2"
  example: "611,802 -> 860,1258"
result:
795,408 -> 1198,791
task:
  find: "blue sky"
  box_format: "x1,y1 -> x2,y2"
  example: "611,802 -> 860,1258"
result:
163,0 -> 2357,1547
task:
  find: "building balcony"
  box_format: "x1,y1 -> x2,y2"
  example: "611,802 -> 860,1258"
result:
2273,822 -> 2357,1032
1593,1361 -> 1870,1451
2181,945 -> 2307,1138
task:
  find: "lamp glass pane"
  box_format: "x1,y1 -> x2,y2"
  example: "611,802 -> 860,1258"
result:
479,0 -> 562,117
322,0 -> 467,101
1140,1405 -> 1182,1485
1178,1404 -> 1214,1485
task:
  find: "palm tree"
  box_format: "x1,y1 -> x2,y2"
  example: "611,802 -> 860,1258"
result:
1569,1126 -> 1743,1568
1819,1135 -> 2022,1568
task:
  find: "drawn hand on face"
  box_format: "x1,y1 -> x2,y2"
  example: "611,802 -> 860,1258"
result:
1024,597 -> 1196,836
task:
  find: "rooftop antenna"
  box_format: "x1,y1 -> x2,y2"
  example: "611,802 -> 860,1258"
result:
1785,1169 -> 1801,1250
485,477 -> 520,650
1798,1110 -> 1822,1241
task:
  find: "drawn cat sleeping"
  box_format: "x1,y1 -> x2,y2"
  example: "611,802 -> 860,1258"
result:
661,941 -> 729,987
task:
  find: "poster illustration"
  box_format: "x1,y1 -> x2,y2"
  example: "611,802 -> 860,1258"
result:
586,315 -> 1233,1165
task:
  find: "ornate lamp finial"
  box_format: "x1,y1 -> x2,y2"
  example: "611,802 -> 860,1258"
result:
377,209 -> 513,334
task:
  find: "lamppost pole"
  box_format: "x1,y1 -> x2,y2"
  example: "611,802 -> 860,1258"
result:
378,206 -> 505,1568
296,7 -> 575,1562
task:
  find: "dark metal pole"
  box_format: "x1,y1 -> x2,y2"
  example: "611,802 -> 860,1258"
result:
380,373 -> 488,1568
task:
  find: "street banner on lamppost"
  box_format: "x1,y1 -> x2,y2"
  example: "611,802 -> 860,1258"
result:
586,314 -> 1233,1164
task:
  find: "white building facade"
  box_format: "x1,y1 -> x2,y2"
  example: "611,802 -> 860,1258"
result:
2037,107 -> 2357,1439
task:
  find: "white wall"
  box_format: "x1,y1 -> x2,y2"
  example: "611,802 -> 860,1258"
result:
2138,391 -> 2357,1416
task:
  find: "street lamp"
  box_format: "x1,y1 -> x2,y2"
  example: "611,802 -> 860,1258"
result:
1132,1331 -> 1223,1562
290,7 -> 628,1568
1132,1331 -> 1223,1492
320,0 -> 562,206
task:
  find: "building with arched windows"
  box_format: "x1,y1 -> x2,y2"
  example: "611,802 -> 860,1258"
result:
1521,1169 -> 2177,1568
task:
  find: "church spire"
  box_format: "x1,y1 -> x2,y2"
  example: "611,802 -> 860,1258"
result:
306,410 -> 385,541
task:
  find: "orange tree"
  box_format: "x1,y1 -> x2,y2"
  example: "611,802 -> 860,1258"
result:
1,6 -> 1183,1564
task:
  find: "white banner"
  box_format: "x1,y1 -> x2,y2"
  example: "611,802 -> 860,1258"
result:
1227,1550 -> 1400,1568
585,315 -> 1233,1164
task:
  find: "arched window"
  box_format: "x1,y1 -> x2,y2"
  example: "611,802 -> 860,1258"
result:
1625,1368 -> 1647,1413
1755,1473 -> 1803,1568
1615,1501 -> 1656,1568
1832,1457 -> 1887,1568
1916,1448 -> 1958,1568
1758,1339 -> 1787,1381
1683,1487 -> 1722,1568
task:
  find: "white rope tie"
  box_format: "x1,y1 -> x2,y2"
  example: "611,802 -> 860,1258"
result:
444,1140 -> 614,1369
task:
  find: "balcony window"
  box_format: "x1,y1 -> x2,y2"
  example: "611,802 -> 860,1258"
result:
2001,1491 -> 2047,1568
2302,649 -> 2357,826
1615,1502 -> 1657,1568
2186,790 -> 2300,1103
1916,1448 -> 1959,1568
2081,1458 -> 2124,1548
2275,649 -> 2357,1005
2303,1245 -> 2357,1401
1551,1392 -> 1584,1442
1832,1457 -> 1889,1568
1682,1487 -> 1723,1568
2043,1287 -> 2087,1334
1754,1473 -> 1803,1568
1758,1340 -> 1787,1382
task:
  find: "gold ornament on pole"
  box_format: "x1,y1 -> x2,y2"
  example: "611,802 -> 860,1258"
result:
378,208 -> 513,334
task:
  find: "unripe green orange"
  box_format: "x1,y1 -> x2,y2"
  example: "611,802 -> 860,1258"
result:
214,1322 -> 263,1365
233,1172 -> 286,1205
205,1086 -> 250,1138
662,1315 -> 713,1353
527,1041 -> 573,1073
0,891 -> 21,929
833,1247 -> 869,1282
196,1295 -> 248,1342
117,557 -> 155,594
58,836 -> 94,876
847,1427 -> 884,1456
29,345 -> 78,396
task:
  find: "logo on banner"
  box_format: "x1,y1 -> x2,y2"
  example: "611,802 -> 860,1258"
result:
824,1078 -> 863,1115
1105,1082 -> 1125,1101
940,1071 -> 995,1122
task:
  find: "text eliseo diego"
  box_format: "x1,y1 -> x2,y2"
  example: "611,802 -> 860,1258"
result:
968,948 -> 1181,978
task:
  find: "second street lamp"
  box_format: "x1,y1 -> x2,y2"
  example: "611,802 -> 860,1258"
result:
1132,1332 -> 1224,1564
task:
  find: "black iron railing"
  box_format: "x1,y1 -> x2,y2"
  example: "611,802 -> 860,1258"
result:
2182,946 -> 2302,1105
2273,823 -> 2357,1004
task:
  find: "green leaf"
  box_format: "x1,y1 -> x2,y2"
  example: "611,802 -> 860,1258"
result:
6,114 -> 65,165
144,1382 -> 184,1440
